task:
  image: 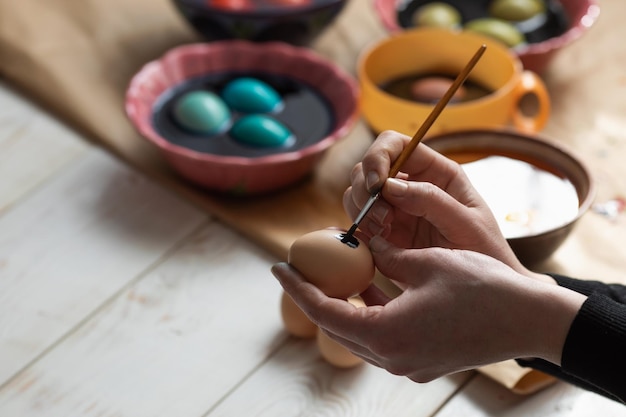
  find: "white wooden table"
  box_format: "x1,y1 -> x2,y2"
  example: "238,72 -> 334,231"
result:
1,80 -> 624,416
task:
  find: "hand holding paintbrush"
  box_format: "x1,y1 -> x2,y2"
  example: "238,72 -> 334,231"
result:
341,44 -> 486,246
278,44 -> 488,334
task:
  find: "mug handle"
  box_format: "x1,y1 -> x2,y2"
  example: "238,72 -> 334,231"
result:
511,71 -> 551,133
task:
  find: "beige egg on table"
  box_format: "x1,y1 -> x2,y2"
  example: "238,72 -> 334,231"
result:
316,297 -> 366,368
317,329 -> 363,368
410,76 -> 466,103
280,290 -> 317,339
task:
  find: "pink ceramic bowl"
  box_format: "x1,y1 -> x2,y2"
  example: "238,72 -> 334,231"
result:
125,41 -> 359,195
373,0 -> 600,74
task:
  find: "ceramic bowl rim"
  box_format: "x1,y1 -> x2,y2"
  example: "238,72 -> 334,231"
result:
356,27 -> 525,108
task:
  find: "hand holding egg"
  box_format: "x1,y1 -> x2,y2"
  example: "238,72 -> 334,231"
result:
278,228 -> 374,369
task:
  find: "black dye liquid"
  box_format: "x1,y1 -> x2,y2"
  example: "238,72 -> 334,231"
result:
151,72 -> 334,158
338,231 -> 359,248
381,73 -> 493,104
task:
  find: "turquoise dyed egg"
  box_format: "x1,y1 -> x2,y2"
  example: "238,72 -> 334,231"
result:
172,90 -> 231,134
230,114 -> 294,148
221,77 -> 284,113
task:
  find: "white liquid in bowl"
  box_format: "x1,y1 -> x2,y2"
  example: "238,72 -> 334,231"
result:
460,155 -> 579,239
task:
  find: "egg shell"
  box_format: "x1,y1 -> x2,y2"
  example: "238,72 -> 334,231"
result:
280,290 -> 317,338
317,328 -> 363,368
288,229 -> 375,299
172,90 -> 231,134
230,114 -> 294,148
221,77 -> 283,114
211,0 -> 253,11
410,76 -> 466,103
465,18 -> 526,48
266,0 -> 313,7
488,0 -> 546,22
316,297 -> 365,368
412,2 -> 462,29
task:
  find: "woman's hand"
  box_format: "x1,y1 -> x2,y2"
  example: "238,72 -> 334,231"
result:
273,129 -> 587,380
272,239 -> 586,380
343,130 -> 528,275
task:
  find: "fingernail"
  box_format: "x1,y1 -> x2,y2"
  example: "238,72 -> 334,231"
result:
366,171 -> 380,191
386,178 -> 408,197
369,235 -> 390,253
271,262 -> 288,278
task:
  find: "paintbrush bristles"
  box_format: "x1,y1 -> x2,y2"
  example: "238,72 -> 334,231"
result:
388,44 -> 487,178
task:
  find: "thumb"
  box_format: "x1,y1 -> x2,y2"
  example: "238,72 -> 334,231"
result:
369,235 -> 420,285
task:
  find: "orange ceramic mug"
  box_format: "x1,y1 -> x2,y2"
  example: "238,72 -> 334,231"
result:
358,28 -> 550,136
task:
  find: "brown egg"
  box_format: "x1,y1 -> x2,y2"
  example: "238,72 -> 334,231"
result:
409,76 -> 466,103
317,328 -> 363,368
280,290 -> 317,338
316,297 -> 366,368
288,229 -> 375,299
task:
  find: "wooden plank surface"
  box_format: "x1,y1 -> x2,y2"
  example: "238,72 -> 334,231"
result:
0,143 -> 207,385
0,82 -> 88,212
0,221 -> 284,417
209,339 -> 472,417
435,374 -> 626,417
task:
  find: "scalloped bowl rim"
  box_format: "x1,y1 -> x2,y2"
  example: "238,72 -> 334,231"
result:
125,40 -> 359,168
373,0 -> 600,56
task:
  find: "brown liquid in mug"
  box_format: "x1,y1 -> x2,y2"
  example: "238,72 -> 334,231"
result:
446,151 -> 579,239
381,72 -> 493,104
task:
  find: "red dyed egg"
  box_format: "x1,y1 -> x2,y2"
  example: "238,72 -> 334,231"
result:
210,0 -> 253,11
266,0 -> 312,6
409,76 -> 466,104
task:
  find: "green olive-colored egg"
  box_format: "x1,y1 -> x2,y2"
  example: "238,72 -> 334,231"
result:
221,77 -> 284,114
172,90 -> 231,134
412,2 -> 462,29
489,0 -> 546,22
465,18 -> 526,47
230,114 -> 294,148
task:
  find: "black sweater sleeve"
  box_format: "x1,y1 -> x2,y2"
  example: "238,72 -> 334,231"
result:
516,274 -> 626,404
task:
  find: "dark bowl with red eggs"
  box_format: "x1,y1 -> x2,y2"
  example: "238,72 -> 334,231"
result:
171,0 -> 348,45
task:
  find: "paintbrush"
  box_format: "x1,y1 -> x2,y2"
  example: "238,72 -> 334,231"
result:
341,44 -> 487,246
